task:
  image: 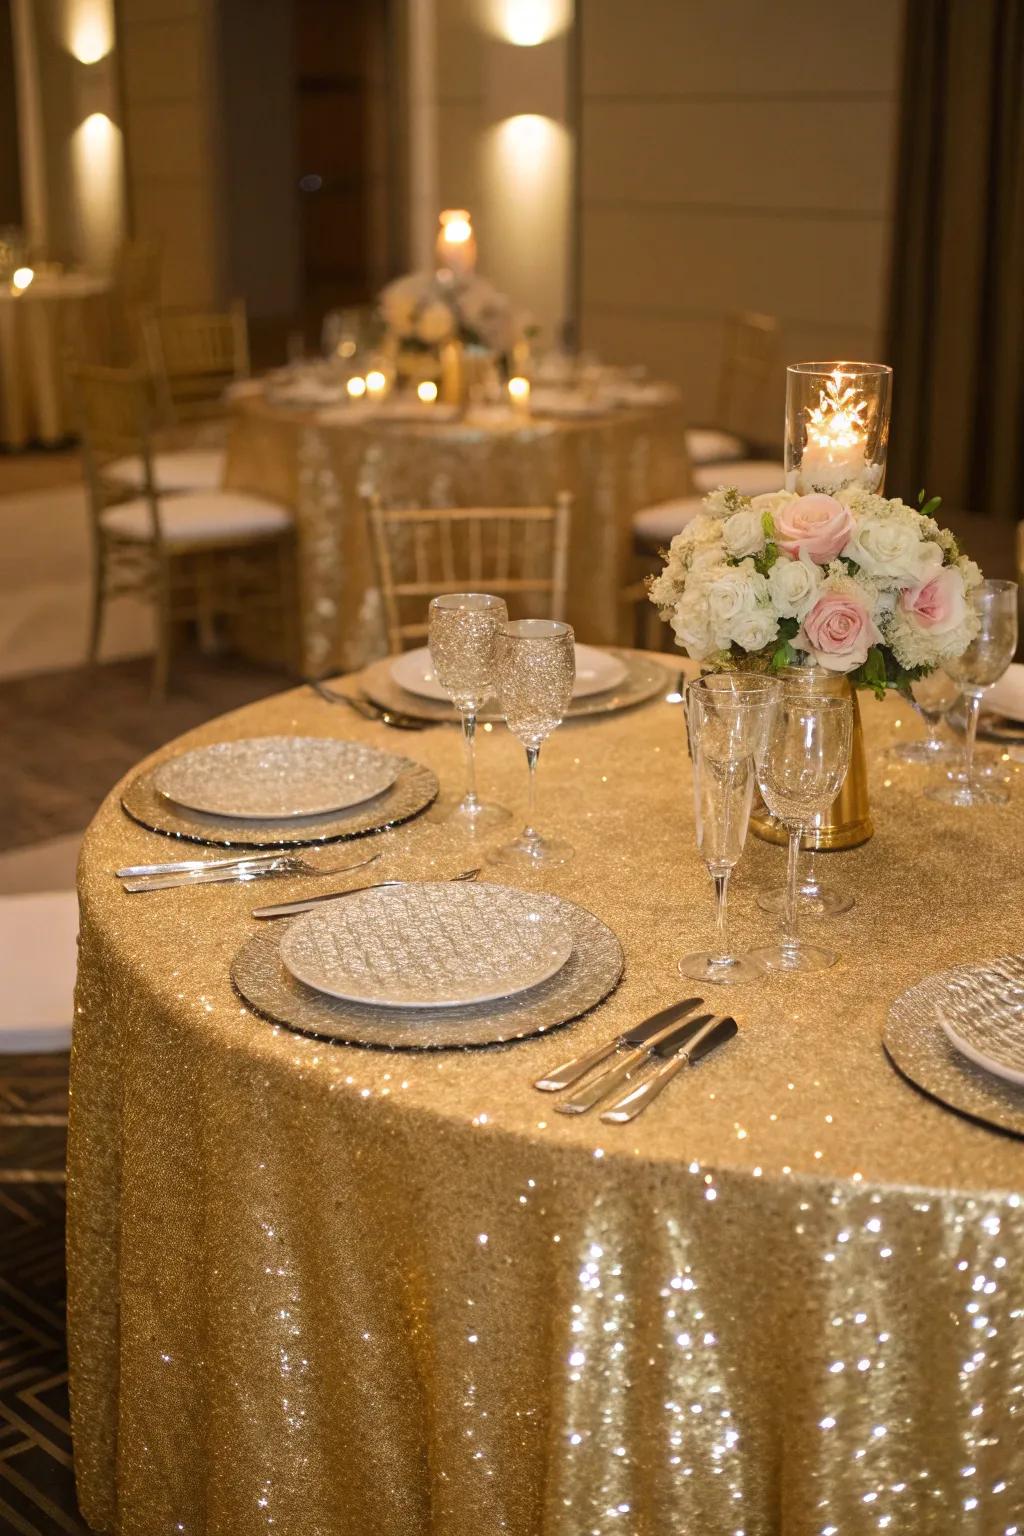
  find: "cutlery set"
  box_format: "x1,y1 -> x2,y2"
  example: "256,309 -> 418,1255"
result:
534,996 -> 737,1123
308,679 -> 430,731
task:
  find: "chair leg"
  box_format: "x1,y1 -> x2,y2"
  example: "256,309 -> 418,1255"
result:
196,555 -> 221,653
278,538 -> 299,674
87,546 -> 107,665
152,563 -> 173,702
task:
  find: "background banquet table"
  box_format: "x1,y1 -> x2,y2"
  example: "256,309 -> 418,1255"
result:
0,272 -> 110,449
223,393 -> 690,675
69,659 -> 1024,1535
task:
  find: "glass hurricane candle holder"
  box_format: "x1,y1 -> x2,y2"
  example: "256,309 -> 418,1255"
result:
436,208 -> 477,279
785,361 -> 892,496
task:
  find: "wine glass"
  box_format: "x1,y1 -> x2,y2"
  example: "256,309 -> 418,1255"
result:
927,580 -> 1019,808
891,670 -> 960,763
750,694 -> 853,972
679,673 -> 781,986
757,667 -> 854,919
428,593 -> 509,831
489,620 -> 576,868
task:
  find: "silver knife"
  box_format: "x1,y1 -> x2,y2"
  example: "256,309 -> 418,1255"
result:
533,996 -> 705,1092
121,860 -> 297,893
600,1015 -> 738,1124
117,850 -> 290,878
555,1012 -> 715,1115
251,867 -> 481,919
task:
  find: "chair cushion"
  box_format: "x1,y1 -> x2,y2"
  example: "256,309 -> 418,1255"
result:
105,449 -> 226,494
693,459 -> 783,497
0,891 -> 78,1052
685,427 -> 747,466
101,490 -> 292,546
633,496 -> 705,548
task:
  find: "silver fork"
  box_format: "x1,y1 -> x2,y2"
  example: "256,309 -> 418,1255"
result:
121,848 -> 382,893
308,680 -> 430,731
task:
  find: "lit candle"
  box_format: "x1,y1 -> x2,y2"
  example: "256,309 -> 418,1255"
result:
435,209 -> 476,278
417,380 -> 438,404
507,375 -> 530,415
346,376 -> 367,400
11,266 -> 34,293
799,369 -> 874,493
365,369 -> 387,400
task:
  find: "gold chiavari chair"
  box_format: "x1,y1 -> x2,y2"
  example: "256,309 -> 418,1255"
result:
72,364 -> 295,699
142,300 -> 250,428
365,495 -> 572,655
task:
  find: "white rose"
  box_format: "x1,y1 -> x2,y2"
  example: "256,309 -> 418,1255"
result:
417,301 -> 454,344
751,490 -> 799,522
768,553 -> 823,619
706,564 -> 762,633
722,508 -> 765,560
843,516 -> 943,585
730,609 -> 778,653
671,586 -> 715,660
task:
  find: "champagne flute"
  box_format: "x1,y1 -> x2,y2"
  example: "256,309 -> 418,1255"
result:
757,667 -> 854,919
750,694 -> 853,972
891,670 -> 960,763
490,619 -> 575,868
927,579 -> 1018,808
679,673 -> 781,985
428,593 -> 509,831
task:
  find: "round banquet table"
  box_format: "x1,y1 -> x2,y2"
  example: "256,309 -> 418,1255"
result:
69,659 -> 1024,1535
0,273 -> 110,449
223,391 -> 690,676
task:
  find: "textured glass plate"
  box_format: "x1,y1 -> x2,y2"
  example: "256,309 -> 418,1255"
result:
232,889 -> 623,1049
390,644 -> 628,704
153,737 -> 404,819
363,650 -> 671,724
281,882 -> 573,1008
938,960 -> 1024,1086
885,959 -> 1024,1138
122,756 -> 438,848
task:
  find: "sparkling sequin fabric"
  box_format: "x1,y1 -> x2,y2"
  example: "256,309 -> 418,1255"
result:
68,670 -> 1024,1535
223,397 -> 690,674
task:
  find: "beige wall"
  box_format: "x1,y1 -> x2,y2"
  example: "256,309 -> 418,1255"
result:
578,0 -> 905,443
117,0 -> 223,306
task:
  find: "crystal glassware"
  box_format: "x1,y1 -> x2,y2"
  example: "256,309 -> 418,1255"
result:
489,619 -> 576,868
927,580 -> 1019,808
757,667 -> 854,919
890,670 -> 960,764
785,361 -> 892,495
679,673 -> 781,986
428,593 -> 510,831
750,694 -> 853,972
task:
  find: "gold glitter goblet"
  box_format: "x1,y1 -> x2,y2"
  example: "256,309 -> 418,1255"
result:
490,619 -> 576,869
428,592 -> 510,831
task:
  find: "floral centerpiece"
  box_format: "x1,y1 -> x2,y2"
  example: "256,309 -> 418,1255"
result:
648,485 -> 981,697
378,270 -> 518,357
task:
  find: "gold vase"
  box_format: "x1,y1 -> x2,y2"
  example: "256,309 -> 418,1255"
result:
439,339 -> 464,405
750,676 -> 874,851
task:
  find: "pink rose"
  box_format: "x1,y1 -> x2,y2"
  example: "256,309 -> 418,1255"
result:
899,566 -> 966,634
774,493 -> 853,565
795,590 -> 882,672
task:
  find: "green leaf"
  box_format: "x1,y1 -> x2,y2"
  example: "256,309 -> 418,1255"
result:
917,488 -> 927,506
761,511 -> 775,538
754,543 -> 779,575
770,638 -> 798,671
862,646 -> 888,699
920,495 -> 942,519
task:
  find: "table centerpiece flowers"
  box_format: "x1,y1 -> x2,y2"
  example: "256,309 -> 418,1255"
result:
649,484 -> 981,692
378,270 -> 520,401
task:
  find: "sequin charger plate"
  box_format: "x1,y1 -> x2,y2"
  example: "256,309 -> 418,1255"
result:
121,754 -> 439,848
357,649 -> 672,725
231,887 -> 624,1049
884,958 -> 1024,1138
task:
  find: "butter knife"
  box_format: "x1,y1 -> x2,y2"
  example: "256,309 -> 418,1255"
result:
599,1015 -> 738,1124
533,996 -> 705,1092
555,1012 -> 714,1115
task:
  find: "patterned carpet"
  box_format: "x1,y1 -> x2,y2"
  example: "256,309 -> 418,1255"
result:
0,1051 -> 84,1534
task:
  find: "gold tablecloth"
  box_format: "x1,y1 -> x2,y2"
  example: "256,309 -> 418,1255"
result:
224,396 -> 690,675
0,274 -> 110,449
69,664 -> 1024,1534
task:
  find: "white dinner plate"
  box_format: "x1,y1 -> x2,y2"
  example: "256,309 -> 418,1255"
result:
983,663 -> 1024,722
281,881 -> 574,1009
153,737 -> 404,820
390,643 -> 628,703
938,962 -> 1024,1087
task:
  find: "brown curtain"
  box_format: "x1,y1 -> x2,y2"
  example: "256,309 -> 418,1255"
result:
886,0 -> 1024,522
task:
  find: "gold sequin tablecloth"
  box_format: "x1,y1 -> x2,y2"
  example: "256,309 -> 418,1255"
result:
0,274 -> 110,449
224,396 -> 690,675
68,667 -> 1024,1535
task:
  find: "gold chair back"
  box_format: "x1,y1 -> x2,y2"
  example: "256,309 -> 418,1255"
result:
716,311 -> 780,445
366,496 -> 572,654
142,300 -> 250,424
70,364 -> 158,513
